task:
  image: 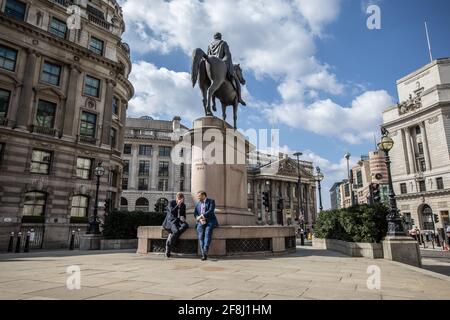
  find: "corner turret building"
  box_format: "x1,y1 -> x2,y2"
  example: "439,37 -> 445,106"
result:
0,0 -> 134,249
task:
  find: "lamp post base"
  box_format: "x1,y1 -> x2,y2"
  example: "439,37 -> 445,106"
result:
382,236 -> 422,268
80,234 -> 104,251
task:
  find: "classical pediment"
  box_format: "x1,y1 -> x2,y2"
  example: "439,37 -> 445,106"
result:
259,158 -> 313,179
33,85 -> 66,101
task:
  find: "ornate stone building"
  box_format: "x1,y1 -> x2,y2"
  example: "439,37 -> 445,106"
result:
382,58 -> 450,235
247,154 -> 317,232
120,116 -> 193,212
0,0 -> 134,250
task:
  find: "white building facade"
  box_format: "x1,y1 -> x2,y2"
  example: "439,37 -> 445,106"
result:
382,58 -> 450,236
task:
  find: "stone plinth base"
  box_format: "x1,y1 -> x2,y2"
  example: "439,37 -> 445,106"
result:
79,234 -> 104,251
137,226 -> 296,257
382,236 -> 422,268
313,238 -> 384,259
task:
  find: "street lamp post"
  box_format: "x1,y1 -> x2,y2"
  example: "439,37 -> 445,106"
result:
316,167 -> 324,212
89,162 -> 105,235
378,128 -> 405,236
344,152 -> 354,207
294,152 -> 305,245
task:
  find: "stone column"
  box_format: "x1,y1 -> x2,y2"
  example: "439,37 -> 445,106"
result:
401,129 -> 411,174
101,79 -> 116,145
15,50 -> 37,130
62,65 -> 81,139
419,122 -> 432,171
405,128 -> 417,174
117,100 -> 127,153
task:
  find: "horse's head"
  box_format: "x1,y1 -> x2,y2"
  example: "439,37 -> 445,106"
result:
234,64 -> 246,85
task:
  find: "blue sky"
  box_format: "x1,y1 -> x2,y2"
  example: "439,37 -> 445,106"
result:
119,0 -> 450,209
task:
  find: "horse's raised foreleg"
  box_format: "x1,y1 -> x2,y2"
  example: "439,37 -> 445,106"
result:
233,99 -> 238,131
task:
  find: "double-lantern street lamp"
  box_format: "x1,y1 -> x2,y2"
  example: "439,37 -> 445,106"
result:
89,162 -> 105,235
377,128 -> 405,237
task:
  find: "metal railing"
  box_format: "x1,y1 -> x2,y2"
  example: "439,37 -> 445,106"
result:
30,125 -> 56,137
78,135 -> 97,145
88,14 -> 111,30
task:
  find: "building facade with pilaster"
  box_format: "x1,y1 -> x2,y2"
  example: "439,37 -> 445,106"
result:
382,58 -> 450,235
0,0 -> 134,250
120,116 -> 193,212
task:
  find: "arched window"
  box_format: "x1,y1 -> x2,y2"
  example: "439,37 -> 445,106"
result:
23,192 -> 47,216
120,197 -> 128,211
135,197 -> 149,212
421,205 -> 434,231
71,195 -> 89,217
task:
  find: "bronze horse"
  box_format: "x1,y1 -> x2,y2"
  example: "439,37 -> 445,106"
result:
191,48 -> 246,130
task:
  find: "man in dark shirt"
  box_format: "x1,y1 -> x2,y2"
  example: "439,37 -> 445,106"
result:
162,193 -> 188,258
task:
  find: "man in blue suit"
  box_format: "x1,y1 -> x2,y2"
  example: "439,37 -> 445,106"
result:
193,191 -> 218,261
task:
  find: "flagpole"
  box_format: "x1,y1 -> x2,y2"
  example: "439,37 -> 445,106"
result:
425,21 -> 433,63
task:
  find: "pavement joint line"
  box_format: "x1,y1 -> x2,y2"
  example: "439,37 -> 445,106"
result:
384,260 -> 450,282
191,288 -> 218,300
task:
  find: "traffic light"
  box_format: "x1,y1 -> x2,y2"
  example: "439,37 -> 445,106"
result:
434,214 -> 440,224
104,199 -> 110,214
372,183 -> 381,203
262,192 -> 270,210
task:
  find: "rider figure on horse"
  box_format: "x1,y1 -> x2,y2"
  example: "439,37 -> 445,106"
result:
207,32 -> 246,107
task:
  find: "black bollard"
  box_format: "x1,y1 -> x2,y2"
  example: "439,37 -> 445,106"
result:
24,231 -> 31,253
300,232 -> 305,246
15,232 -> 22,253
69,230 -> 75,250
7,232 -> 14,253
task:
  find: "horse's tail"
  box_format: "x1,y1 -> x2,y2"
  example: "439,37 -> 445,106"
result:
191,48 -> 207,87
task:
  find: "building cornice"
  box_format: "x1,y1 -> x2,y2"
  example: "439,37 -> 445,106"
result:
396,189 -> 450,201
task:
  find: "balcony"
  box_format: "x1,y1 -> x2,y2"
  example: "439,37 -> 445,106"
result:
30,125 -> 56,137
78,135 -> 97,145
88,14 -> 111,31
48,0 -> 72,7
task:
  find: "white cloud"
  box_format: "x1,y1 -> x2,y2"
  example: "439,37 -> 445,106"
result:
128,61 -> 203,122
267,90 -> 394,144
122,0 -> 343,97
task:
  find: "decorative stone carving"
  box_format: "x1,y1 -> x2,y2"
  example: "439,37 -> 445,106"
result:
86,98 -> 97,110
428,116 -> 439,124
397,88 -> 423,115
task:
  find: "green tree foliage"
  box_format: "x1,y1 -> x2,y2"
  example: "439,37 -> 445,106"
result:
314,204 -> 389,243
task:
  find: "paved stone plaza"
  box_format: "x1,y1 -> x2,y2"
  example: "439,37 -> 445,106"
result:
0,247 -> 449,300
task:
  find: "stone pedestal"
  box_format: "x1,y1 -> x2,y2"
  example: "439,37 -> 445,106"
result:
382,236 -> 422,268
187,116 -> 255,226
79,234 -> 103,251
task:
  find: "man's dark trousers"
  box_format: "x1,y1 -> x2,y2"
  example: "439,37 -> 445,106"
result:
167,222 -> 189,250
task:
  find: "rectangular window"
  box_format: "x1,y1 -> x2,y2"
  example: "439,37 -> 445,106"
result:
123,144 -> 132,154
5,0 -> 26,21
356,171 -> 363,189
23,192 -> 46,216
344,184 -> 350,197
80,112 -> 97,137
35,100 -> 56,128
30,150 -> 52,175
109,170 -> 118,187
0,45 -> 18,71
112,96 -> 119,115
84,75 -> 100,97
89,36 -> 104,55
400,183 -> 407,195
123,160 -> 129,175
436,177 -> 444,190
138,161 -> 150,176
76,157 -> 92,180
87,4 -> 105,19
0,89 -> 11,123
49,17 -> 67,39
110,128 -> 117,148
159,146 -> 171,157
70,196 -> 89,218
158,161 -> 169,177
419,159 -> 427,172
418,143 -> 424,155
419,181 -> 426,193
139,145 -> 152,156
158,179 -> 168,191
138,178 -> 148,191
122,178 -> 128,190
41,62 -> 61,86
